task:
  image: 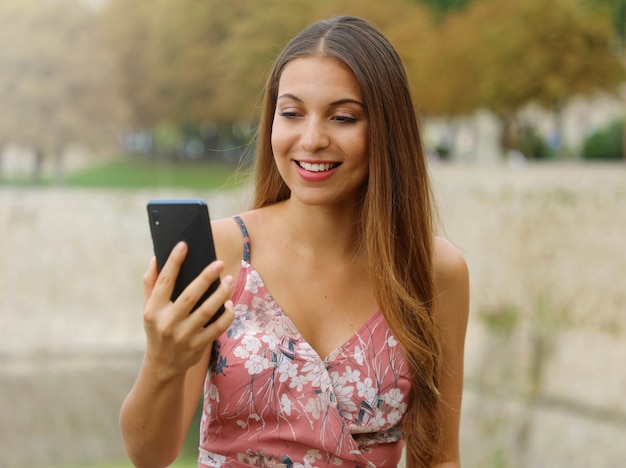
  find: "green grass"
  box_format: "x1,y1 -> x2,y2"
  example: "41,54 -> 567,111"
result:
63,157 -> 250,190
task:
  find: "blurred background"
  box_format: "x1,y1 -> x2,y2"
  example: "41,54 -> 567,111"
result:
0,0 -> 624,467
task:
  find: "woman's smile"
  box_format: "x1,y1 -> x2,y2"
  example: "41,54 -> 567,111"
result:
295,161 -> 342,172
293,160 -> 342,182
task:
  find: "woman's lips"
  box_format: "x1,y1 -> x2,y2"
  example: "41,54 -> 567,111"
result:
296,161 -> 341,172
294,160 -> 341,181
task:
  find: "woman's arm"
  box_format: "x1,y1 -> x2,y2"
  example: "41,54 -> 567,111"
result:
119,244 -> 234,468
431,237 -> 470,467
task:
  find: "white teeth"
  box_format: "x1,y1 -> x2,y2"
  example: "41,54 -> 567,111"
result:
299,162 -> 336,172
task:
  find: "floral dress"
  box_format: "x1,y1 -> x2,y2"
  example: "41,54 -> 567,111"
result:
199,216 -> 411,468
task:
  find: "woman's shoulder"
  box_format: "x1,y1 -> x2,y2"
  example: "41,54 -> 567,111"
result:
433,236 -> 469,295
211,207 -> 276,275
211,215 -> 248,278
433,237 -> 470,330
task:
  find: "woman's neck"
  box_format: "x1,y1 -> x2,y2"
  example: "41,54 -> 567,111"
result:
272,198 -> 365,263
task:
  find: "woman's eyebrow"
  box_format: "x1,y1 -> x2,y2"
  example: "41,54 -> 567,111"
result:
277,93 -> 302,102
330,98 -> 365,108
277,94 -> 364,108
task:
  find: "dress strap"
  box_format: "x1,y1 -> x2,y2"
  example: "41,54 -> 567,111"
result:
232,215 -> 251,263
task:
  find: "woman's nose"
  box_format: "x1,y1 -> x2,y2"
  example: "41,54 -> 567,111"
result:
300,118 -> 330,152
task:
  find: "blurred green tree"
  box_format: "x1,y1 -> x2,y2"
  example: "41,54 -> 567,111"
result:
104,0 -> 315,157
410,8 -> 481,116
414,0 -> 623,158
582,118 -> 624,160
103,0 -> 434,155
101,0 -> 162,131
413,0 -> 473,22
0,0 -> 128,184
585,0 -> 626,40
102,0 -> 623,161
585,0 -> 626,160
472,0 -> 621,115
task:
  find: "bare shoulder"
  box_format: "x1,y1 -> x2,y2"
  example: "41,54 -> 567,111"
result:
433,236 -> 469,290
432,237 -> 470,323
211,216 -> 245,278
211,206 -> 281,277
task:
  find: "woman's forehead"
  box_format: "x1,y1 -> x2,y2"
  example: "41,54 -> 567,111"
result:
277,56 -> 363,102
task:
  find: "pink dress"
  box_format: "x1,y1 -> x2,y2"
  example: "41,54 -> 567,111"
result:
199,216 -> 411,468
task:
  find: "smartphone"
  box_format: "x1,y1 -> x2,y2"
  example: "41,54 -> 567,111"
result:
147,199 -> 224,326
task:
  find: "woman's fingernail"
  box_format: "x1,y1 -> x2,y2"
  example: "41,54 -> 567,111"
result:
222,275 -> 233,287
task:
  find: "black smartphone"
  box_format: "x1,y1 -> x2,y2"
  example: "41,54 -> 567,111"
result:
147,199 -> 224,326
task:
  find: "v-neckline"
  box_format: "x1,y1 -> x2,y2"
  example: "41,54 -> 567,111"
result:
237,260 -> 382,362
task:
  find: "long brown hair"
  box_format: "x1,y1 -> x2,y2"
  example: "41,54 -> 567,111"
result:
252,16 -> 441,466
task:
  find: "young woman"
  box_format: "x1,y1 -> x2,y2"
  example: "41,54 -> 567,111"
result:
120,16 -> 469,468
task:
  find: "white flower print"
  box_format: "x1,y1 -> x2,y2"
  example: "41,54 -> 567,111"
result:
341,366 -> 361,383
293,461 -> 317,468
301,353 -> 327,389
387,408 -> 403,426
383,388 -> 404,408
386,334 -> 399,347
304,396 -> 326,420
371,410 -> 386,430
234,335 -> 262,360
303,449 -> 323,463
334,383 -> 357,419
284,450 -> 323,468
267,315 -> 297,339
251,295 -> 277,317
331,369 -> 356,390
262,333 -> 280,351
199,448 -> 226,467
356,377 -> 377,400
353,345 -> 365,365
209,383 -> 220,402
241,334 -> 262,354
280,393 -> 293,416
235,413 -> 261,429
245,270 -> 264,293
233,345 -> 250,359
249,296 -> 297,339
245,354 -> 270,375
333,382 -> 355,406
289,374 -> 308,392
298,345 -> 320,361
306,369 -> 328,391
228,305 -> 250,338
277,359 -> 299,383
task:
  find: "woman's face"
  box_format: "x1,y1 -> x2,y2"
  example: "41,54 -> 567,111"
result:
271,56 -> 369,208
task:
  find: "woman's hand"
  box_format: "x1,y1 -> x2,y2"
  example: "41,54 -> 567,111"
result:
141,241 -> 235,381
119,242 -> 235,468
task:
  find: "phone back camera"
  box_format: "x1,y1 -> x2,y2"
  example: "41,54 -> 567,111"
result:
151,210 -> 160,226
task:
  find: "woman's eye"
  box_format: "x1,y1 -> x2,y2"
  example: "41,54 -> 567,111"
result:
334,115 -> 357,123
279,111 -> 299,118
